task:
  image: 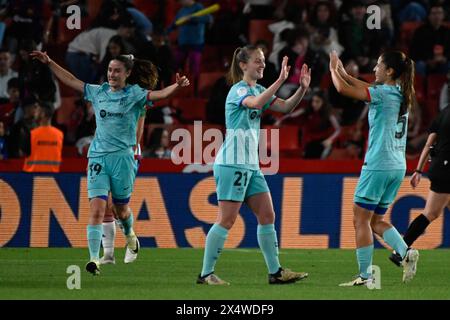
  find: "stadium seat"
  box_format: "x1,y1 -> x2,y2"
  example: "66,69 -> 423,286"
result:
144,124 -> 179,147
279,125 -> 300,151
132,0 -> 160,17
426,74 -> 447,101
56,97 -> 78,126
335,124 -> 358,148
320,73 -> 332,90
58,80 -> 78,97
171,97 -> 208,122
248,20 -> 274,47
327,148 -> 352,160
262,125 -> 299,151
200,45 -> 222,72
168,30 -> 179,46
87,0 -> 103,20
62,146 -> 79,157
151,98 -> 171,109
415,74 -> 425,104
423,99 -> 440,126
399,22 -> 423,53
197,71 -> 225,98
360,73 -> 375,83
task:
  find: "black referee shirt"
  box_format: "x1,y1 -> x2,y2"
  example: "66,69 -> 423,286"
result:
429,106 -> 450,159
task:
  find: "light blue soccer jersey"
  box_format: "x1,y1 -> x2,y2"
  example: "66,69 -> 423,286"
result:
84,83 -> 149,157
215,80 -> 275,170
364,84 -> 408,170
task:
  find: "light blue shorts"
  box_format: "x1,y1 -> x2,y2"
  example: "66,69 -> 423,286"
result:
214,165 -> 270,202
354,169 -> 405,212
87,151 -> 138,202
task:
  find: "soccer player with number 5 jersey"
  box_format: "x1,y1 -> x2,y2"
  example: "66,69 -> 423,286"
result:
329,50 -> 419,286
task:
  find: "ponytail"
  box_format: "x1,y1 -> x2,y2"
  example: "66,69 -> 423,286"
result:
226,45 -> 260,85
381,51 -> 417,116
399,57 -> 416,115
128,59 -> 158,90
114,54 -> 159,90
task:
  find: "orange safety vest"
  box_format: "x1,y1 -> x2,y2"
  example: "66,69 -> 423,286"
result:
23,126 -> 64,173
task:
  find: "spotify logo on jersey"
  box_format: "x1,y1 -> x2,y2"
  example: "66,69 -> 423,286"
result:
100,110 -> 107,118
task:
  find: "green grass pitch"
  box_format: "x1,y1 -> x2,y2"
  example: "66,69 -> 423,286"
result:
0,248 -> 449,300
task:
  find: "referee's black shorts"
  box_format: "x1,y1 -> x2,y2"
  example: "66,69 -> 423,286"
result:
428,158 -> 450,194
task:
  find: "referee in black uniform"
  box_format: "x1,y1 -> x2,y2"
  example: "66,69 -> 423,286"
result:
390,106 -> 450,266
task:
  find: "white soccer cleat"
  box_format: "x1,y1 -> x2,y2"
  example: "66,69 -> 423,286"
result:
339,276 -> 369,287
124,234 -> 140,264
196,273 -> 230,285
99,255 -> 116,265
402,248 -> 419,283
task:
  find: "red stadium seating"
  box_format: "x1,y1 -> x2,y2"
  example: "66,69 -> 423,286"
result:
426,74 -> 447,101
360,73 -> 375,83
58,80 -> 78,97
197,71 -> 225,98
132,0 -> 160,17
144,124 -> 179,147
327,148 -> 352,160
399,22 -> 423,53
87,0 -> 103,20
415,74 -> 425,104
320,73 -> 332,90
56,97 -> 78,126
200,45 -> 222,72
262,125 -> 300,150
62,146 -> 80,157
248,20 -> 274,47
423,99 -> 440,126
171,97 -> 208,122
335,124 -> 358,147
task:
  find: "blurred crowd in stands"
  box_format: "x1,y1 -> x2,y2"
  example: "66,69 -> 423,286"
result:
0,0 -> 449,162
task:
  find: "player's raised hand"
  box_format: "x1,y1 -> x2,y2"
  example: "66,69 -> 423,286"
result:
30,51 -> 51,64
176,73 -> 190,87
300,64 -> 311,89
329,50 -> 339,71
278,56 -> 291,82
337,58 -> 346,74
410,171 -> 421,189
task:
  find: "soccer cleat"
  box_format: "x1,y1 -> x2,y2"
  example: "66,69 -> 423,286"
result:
389,251 -> 402,267
268,268 -> 308,284
196,273 -> 230,285
339,276 -> 369,287
124,234 -> 140,264
402,248 -> 419,283
99,255 -> 116,265
85,260 -> 100,275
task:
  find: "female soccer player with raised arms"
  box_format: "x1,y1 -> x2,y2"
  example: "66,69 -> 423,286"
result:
31,50 -> 189,275
197,45 -> 311,285
329,50 -> 419,286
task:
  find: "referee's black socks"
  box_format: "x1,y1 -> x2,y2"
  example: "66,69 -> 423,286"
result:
403,214 -> 431,247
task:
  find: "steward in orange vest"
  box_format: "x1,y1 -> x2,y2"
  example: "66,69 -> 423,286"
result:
23,103 -> 63,172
